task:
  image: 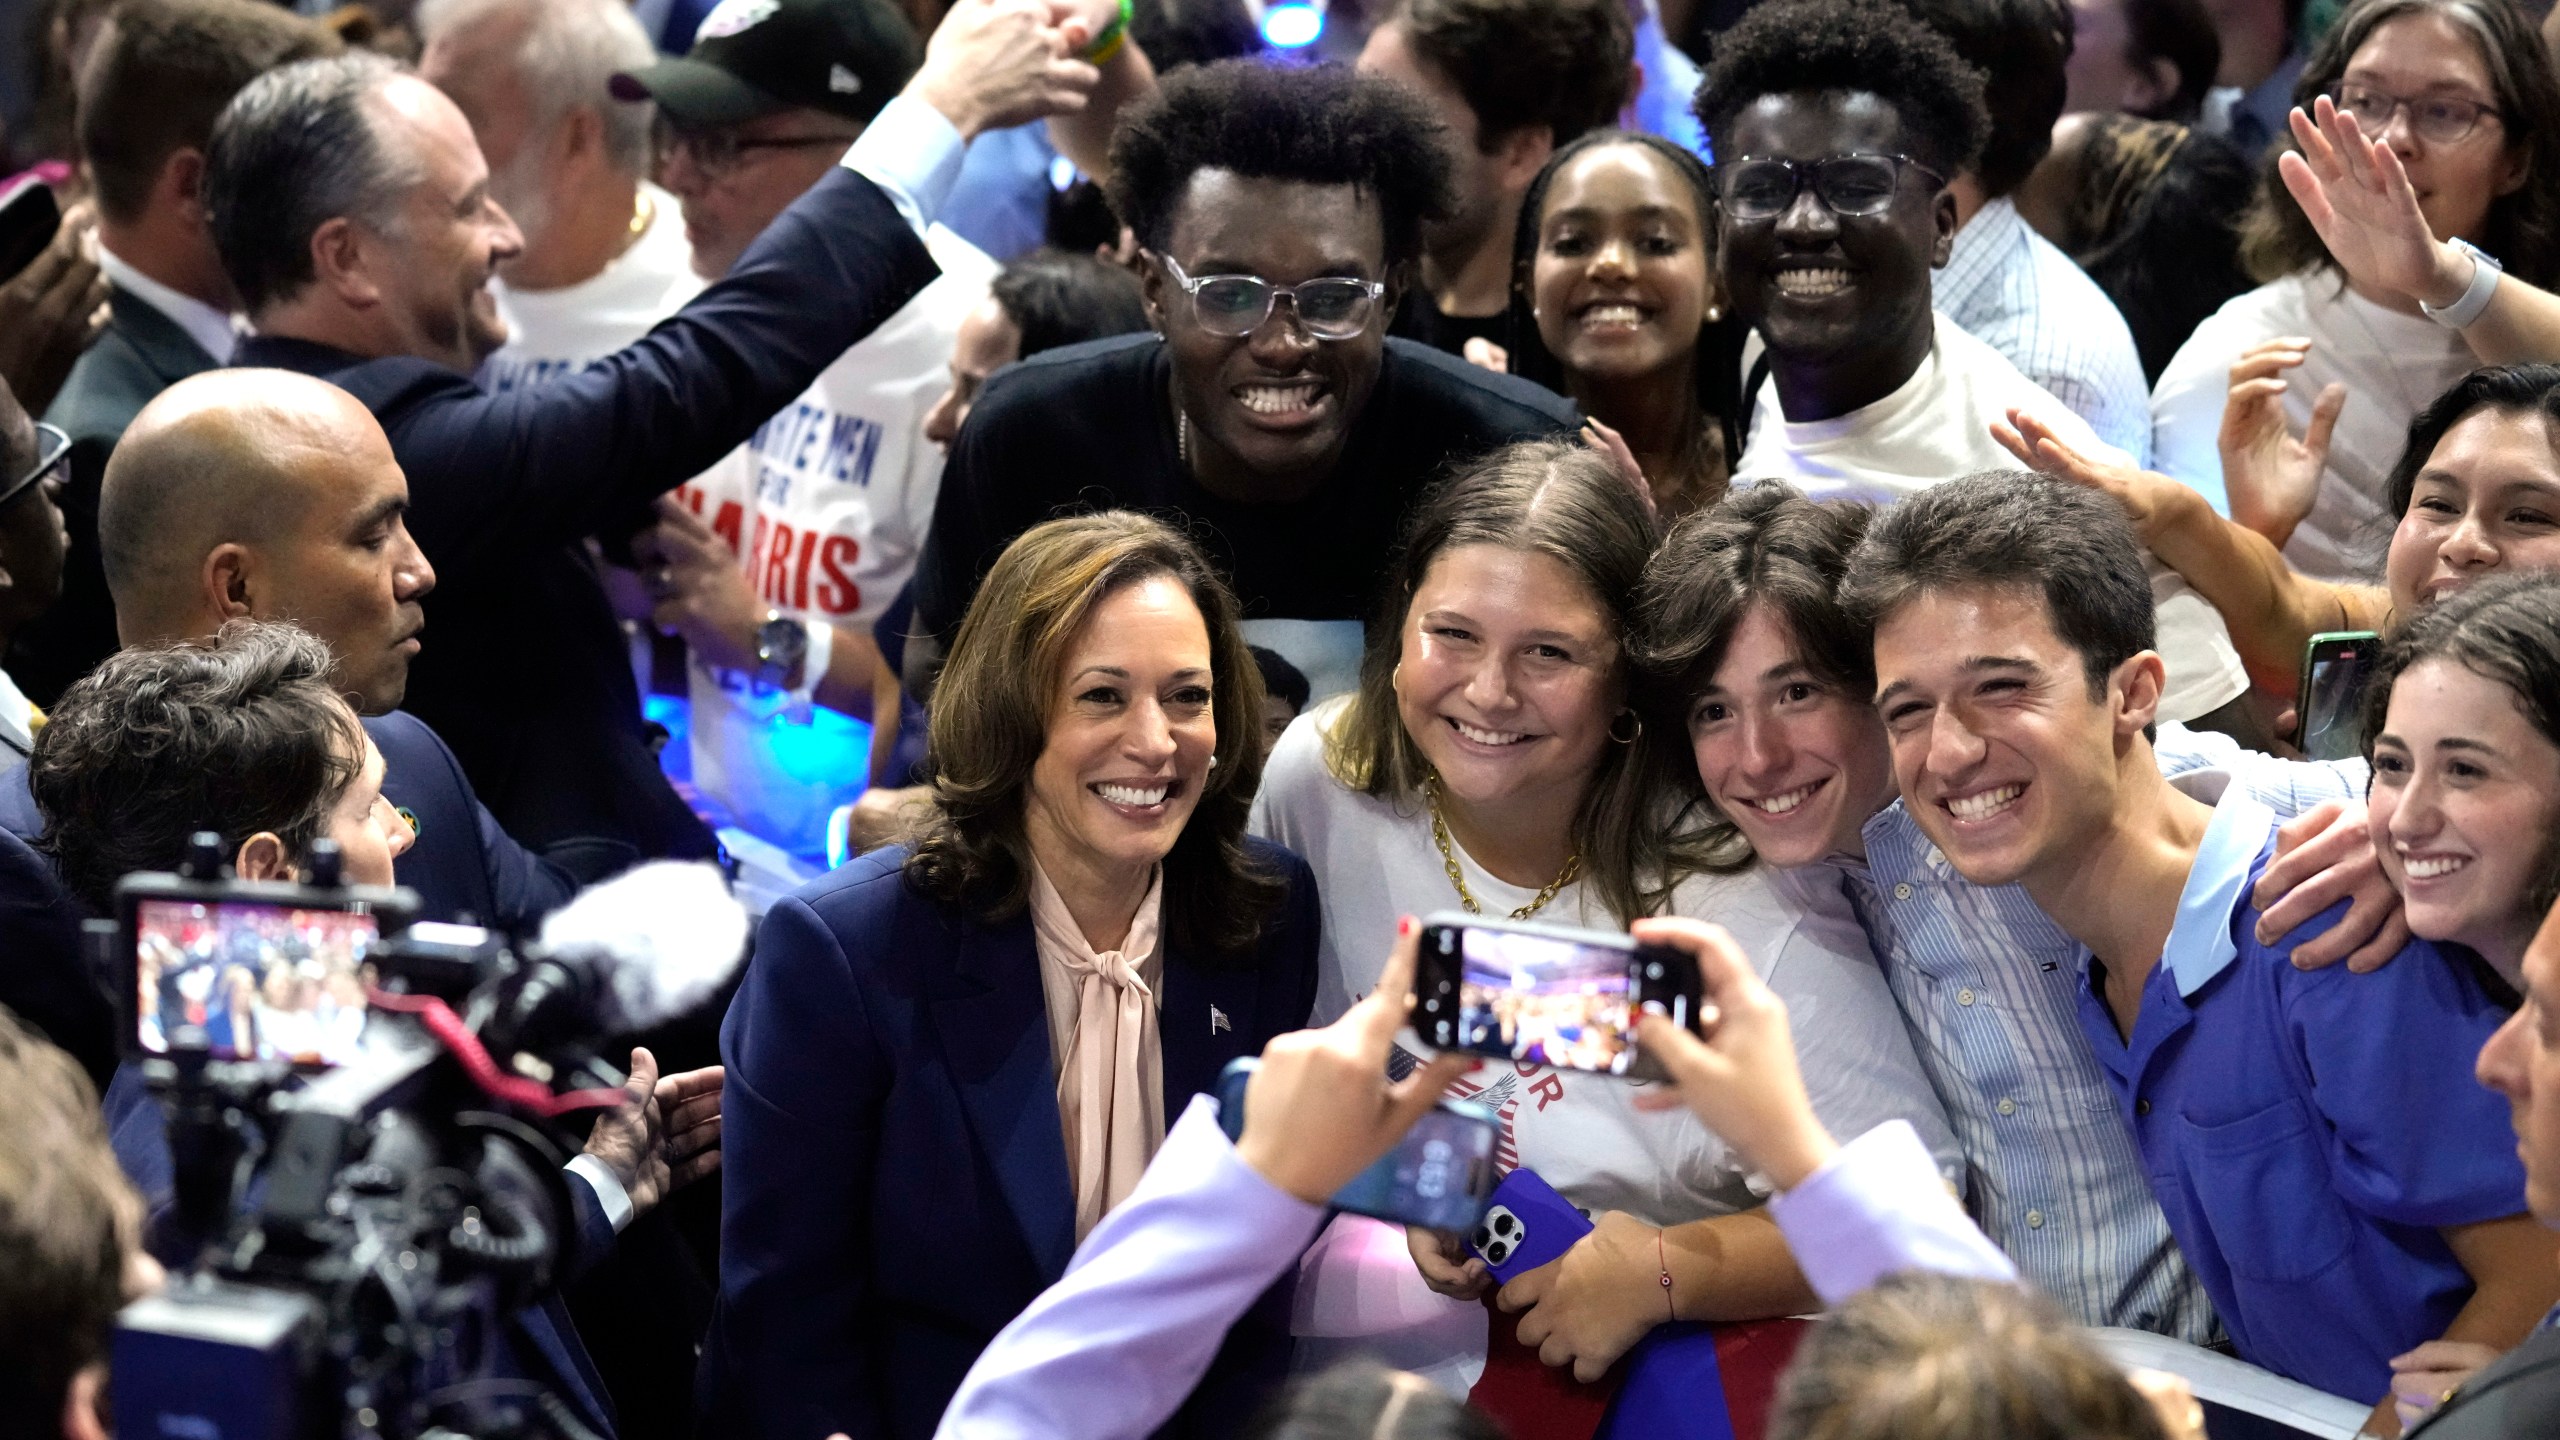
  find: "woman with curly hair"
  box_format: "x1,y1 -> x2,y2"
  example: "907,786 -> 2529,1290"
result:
703,511 -> 1319,1440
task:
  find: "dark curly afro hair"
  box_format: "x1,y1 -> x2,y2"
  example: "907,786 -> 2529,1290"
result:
1694,0 -> 1990,179
1104,59 -> 1456,270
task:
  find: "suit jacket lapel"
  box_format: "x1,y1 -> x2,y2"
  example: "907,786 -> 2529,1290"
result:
106,284 -> 221,386
1158,948 -> 1266,1105
925,911 -> 1078,1280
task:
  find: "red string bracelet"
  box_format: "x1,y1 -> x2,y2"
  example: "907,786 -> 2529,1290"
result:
1656,1228 -> 1675,1321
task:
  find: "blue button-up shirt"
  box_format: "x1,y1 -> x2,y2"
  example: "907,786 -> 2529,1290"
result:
2074,777 -> 2524,1402
1936,196 -> 2154,466
1836,726 -> 2364,1343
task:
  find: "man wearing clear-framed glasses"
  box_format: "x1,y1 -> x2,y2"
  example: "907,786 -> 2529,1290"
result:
905,59 -> 1579,702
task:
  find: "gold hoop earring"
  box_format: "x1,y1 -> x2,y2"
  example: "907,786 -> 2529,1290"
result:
1608,708 -> 1643,744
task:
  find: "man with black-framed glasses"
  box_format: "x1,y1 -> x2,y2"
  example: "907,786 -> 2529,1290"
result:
905,59 -> 1578,703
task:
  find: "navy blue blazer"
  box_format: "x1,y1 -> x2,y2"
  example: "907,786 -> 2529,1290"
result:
362,711 -> 582,930
232,166 -> 939,867
699,839 -> 1322,1440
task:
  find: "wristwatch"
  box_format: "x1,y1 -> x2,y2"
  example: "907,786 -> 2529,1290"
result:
2421,237 -> 2503,330
753,611 -> 809,691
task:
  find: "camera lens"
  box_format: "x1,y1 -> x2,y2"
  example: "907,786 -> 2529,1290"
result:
1470,1225 -> 1490,1249
1645,961 -> 1663,980
1494,1214 -> 1518,1238
1486,1240 -> 1512,1265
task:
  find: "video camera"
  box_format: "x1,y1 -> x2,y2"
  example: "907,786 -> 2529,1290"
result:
103,833 -> 743,1440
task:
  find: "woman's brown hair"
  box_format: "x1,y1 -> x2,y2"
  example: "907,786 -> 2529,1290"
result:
2237,0 -> 2560,288
1322,439 -> 1725,924
1629,483 -> 1876,868
1772,1273 -> 2170,1440
904,511 -> 1283,959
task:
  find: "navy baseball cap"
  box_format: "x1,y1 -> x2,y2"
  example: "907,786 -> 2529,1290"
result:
610,0 -> 923,128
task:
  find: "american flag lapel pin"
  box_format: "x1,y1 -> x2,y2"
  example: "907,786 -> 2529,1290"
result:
1211,1005 -> 1231,1036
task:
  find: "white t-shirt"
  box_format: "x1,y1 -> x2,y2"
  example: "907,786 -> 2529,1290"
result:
2150,269 -> 2477,584
479,183 -> 705,394
1250,703 -> 1959,1217
676,223 -> 999,851
1736,313 -> 2249,724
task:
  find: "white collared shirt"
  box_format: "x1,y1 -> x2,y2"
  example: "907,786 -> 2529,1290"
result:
97,247 -> 239,365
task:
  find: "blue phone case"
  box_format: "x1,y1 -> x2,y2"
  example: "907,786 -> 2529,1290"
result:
1466,1167 -> 1592,1283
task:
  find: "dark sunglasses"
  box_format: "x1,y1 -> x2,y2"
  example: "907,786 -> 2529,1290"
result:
0,423 -> 68,511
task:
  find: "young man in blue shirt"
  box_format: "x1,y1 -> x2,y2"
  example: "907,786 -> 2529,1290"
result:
1841,470 -> 2556,1416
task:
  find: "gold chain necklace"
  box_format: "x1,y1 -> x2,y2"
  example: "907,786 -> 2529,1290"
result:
1422,774 -> 1581,920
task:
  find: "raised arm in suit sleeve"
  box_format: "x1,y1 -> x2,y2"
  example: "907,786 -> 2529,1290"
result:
933,1095 -> 1326,1440
701,895 -> 895,1440
387,168 -> 942,579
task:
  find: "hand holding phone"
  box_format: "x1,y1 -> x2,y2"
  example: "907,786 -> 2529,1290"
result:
1228,921 -> 1475,1205
1409,912 -> 1702,1078
1466,1168 -> 1592,1282
1626,917 -> 1841,1191
2295,630 -> 2381,762
1218,1059 -> 1497,1230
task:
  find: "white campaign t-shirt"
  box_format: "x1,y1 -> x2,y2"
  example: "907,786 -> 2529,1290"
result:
676,223 -> 999,849
479,183 -> 705,394
2150,269 -> 2477,584
1736,312 -> 2249,724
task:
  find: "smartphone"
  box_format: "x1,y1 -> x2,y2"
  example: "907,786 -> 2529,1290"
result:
0,179 -> 59,284
1466,1168 -> 1592,1283
118,875 -> 414,1068
2295,630 -> 2382,763
1409,912 -> 1700,1079
1215,1057 -> 1499,1232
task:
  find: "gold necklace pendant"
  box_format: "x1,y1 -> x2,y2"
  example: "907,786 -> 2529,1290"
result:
1422,775 -> 1582,921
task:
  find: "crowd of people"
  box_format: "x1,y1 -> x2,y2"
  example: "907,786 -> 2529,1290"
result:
2,0 -> 2560,1436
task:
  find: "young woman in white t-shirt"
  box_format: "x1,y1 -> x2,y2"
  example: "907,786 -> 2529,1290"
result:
2147,0 -> 2560,583
1248,439 -> 1952,1389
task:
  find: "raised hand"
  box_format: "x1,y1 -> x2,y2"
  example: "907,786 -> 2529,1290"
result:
906,0 -> 1101,141
1992,407 -> 2195,548
1235,921 -> 1473,1204
2219,338 -> 2345,549
2278,98 -> 2467,310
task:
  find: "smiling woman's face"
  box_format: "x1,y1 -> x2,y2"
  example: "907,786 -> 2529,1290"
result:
1022,575 -> 1219,892
2385,407 -> 2560,620
1531,142 -> 1713,388
1393,543 -> 1621,821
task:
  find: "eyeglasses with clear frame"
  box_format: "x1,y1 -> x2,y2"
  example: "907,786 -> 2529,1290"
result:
1152,253 -> 1387,341
2329,82 -> 2502,145
1711,153 -> 1948,222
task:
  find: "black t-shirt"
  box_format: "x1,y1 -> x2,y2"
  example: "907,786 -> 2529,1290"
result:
1389,288 -> 1514,359
912,334 -> 1581,644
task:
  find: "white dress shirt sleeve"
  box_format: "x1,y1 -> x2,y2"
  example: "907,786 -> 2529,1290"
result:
842,95 -> 968,239
1768,1120 -> 2018,1308
563,1153 -> 635,1234
934,1095 -> 1328,1440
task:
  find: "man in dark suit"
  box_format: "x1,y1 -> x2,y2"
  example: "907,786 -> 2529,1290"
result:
198,4 -> 1098,868
2409,903 -> 2560,1437
15,0 -> 339,704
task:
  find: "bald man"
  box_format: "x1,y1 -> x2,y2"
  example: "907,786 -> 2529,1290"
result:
61,368 -> 586,918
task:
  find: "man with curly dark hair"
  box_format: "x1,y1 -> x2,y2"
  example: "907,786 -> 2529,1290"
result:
1356,0 -> 1634,357
1702,0 -> 2251,736
905,59 -> 1579,703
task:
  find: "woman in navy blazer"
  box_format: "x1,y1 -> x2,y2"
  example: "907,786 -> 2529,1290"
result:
700,513 -> 1321,1440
